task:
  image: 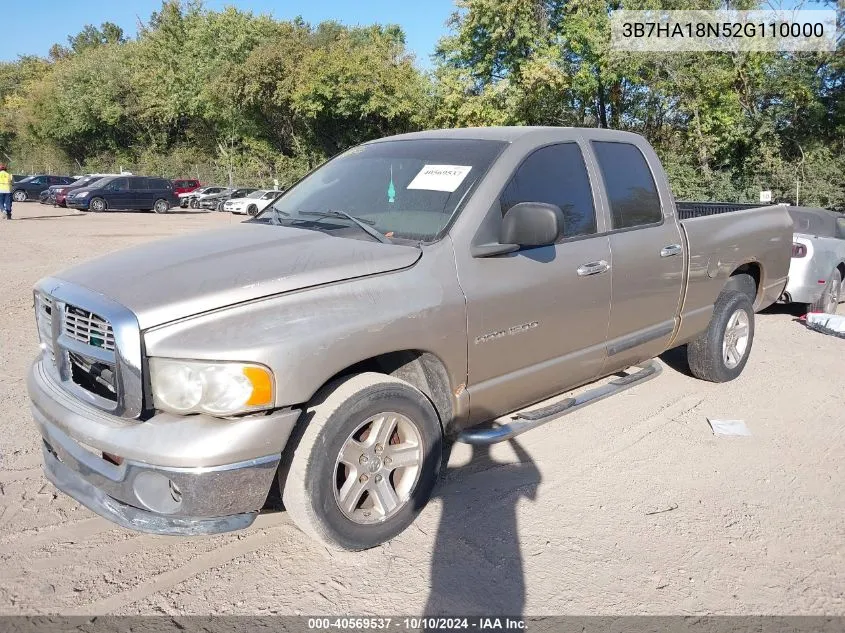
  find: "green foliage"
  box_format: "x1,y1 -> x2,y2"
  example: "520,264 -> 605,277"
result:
1,0 -> 842,211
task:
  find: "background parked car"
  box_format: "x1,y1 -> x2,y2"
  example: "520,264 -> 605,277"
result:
65,176 -> 178,213
225,189 -> 284,215
179,185 -> 227,208
172,179 -> 201,196
199,187 -> 257,211
12,175 -> 76,201
53,175 -> 119,207
40,174 -> 115,207
782,207 -> 845,313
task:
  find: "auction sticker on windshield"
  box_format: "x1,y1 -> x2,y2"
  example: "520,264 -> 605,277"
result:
407,165 -> 472,192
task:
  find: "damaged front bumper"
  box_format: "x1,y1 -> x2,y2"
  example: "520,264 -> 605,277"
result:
28,360 -> 301,535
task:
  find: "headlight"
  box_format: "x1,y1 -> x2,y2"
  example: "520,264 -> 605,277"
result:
149,358 -> 274,416
75,191 -> 89,197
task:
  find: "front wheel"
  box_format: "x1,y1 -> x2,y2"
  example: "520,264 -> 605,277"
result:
281,373 -> 442,551
12,190 -> 27,202
247,204 -> 259,216
189,198 -> 199,209
153,198 -> 170,214
89,197 -> 107,212
687,290 -> 755,383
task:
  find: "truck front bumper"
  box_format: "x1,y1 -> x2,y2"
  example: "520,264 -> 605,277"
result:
28,360 -> 302,535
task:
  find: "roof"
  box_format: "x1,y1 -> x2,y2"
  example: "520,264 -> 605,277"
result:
367,126 -> 646,144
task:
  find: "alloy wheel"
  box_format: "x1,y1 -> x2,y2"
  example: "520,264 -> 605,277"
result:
723,308 -> 750,369
333,412 -> 423,525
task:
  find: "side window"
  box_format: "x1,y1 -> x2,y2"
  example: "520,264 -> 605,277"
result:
31,177 -> 45,185
500,143 -> 597,239
592,141 -> 662,229
108,178 -> 129,191
132,177 -> 148,190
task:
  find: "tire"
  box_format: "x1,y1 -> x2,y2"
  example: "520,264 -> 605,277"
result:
810,268 -> 842,314
153,198 -> 170,214
217,200 -> 226,212
687,290 -> 755,383
12,190 -> 27,202
89,197 -> 107,212
189,198 -> 199,209
281,372 -> 442,551
247,204 -> 258,217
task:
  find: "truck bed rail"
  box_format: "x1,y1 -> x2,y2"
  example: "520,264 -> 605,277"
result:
676,201 -> 765,220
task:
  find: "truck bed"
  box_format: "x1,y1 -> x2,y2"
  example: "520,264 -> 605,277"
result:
671,203 -> 794,346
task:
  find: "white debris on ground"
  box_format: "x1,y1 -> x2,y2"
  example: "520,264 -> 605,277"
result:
804,312 -> 845,338
707,419 -> 752,437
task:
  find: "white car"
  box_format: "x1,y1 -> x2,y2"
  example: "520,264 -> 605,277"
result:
225,190 -> 283,216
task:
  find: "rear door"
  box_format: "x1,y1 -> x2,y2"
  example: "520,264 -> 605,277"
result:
458,142 -> 612,421
131,177 -> 154,209
589,140 -> 685,373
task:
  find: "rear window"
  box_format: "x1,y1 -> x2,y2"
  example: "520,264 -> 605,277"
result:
592,141 -> 662,229
173,180 -> 197,188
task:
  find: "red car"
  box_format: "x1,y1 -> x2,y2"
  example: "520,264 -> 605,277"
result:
172,179 -> 201,195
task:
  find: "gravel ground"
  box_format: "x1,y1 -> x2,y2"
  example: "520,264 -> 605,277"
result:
0,202 -> 843,616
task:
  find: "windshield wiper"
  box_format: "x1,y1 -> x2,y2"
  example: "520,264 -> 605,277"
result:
296,210 -> 391,244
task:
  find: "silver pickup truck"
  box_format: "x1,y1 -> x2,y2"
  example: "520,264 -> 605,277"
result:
28,128 -> 792,550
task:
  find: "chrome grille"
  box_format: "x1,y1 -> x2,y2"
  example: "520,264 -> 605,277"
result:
34,279 -> 143,419
64,305 -> 115,352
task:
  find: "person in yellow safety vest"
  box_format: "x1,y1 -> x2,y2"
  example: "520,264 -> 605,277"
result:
0,164 -> 12,220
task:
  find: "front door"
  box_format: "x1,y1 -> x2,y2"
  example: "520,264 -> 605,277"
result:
590,141 -> 685,372
103,177 -> 132,210
456,142 -> 612,422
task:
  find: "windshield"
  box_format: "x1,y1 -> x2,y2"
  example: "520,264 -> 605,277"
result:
256,138 -> 506,242
246,190 -> 267,199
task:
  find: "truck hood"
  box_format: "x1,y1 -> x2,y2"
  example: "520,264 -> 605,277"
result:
52,223 -> 422,329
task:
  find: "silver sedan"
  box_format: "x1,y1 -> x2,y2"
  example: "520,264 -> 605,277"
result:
782,207 -> 845,313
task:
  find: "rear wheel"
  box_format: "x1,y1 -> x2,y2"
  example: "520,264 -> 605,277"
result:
89,197 -> 107,212
12,190 -> 27,202
281,373 -> 442,550
810,269 -> 842,314
687,290 -> 755,383
153,198 -> 170,214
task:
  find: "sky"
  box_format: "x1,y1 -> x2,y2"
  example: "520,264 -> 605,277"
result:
1,0 -> 833,66
0,0 -> 458,67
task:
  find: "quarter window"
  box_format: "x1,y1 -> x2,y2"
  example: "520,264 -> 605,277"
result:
500,143 -> 597,239
592,141 -> 662,229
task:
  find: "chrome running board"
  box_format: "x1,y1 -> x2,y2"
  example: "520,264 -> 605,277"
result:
456,360 -> 663,445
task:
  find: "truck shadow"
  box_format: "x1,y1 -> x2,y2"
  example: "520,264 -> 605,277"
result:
423,438 -> 541,616
658,345 -> 694,377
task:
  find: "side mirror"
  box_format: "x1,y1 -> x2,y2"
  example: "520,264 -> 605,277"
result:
500,202 -> 564,247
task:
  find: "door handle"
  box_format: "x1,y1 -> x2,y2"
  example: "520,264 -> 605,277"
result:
660,244 -> 682,257
577,260 -> 610,276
